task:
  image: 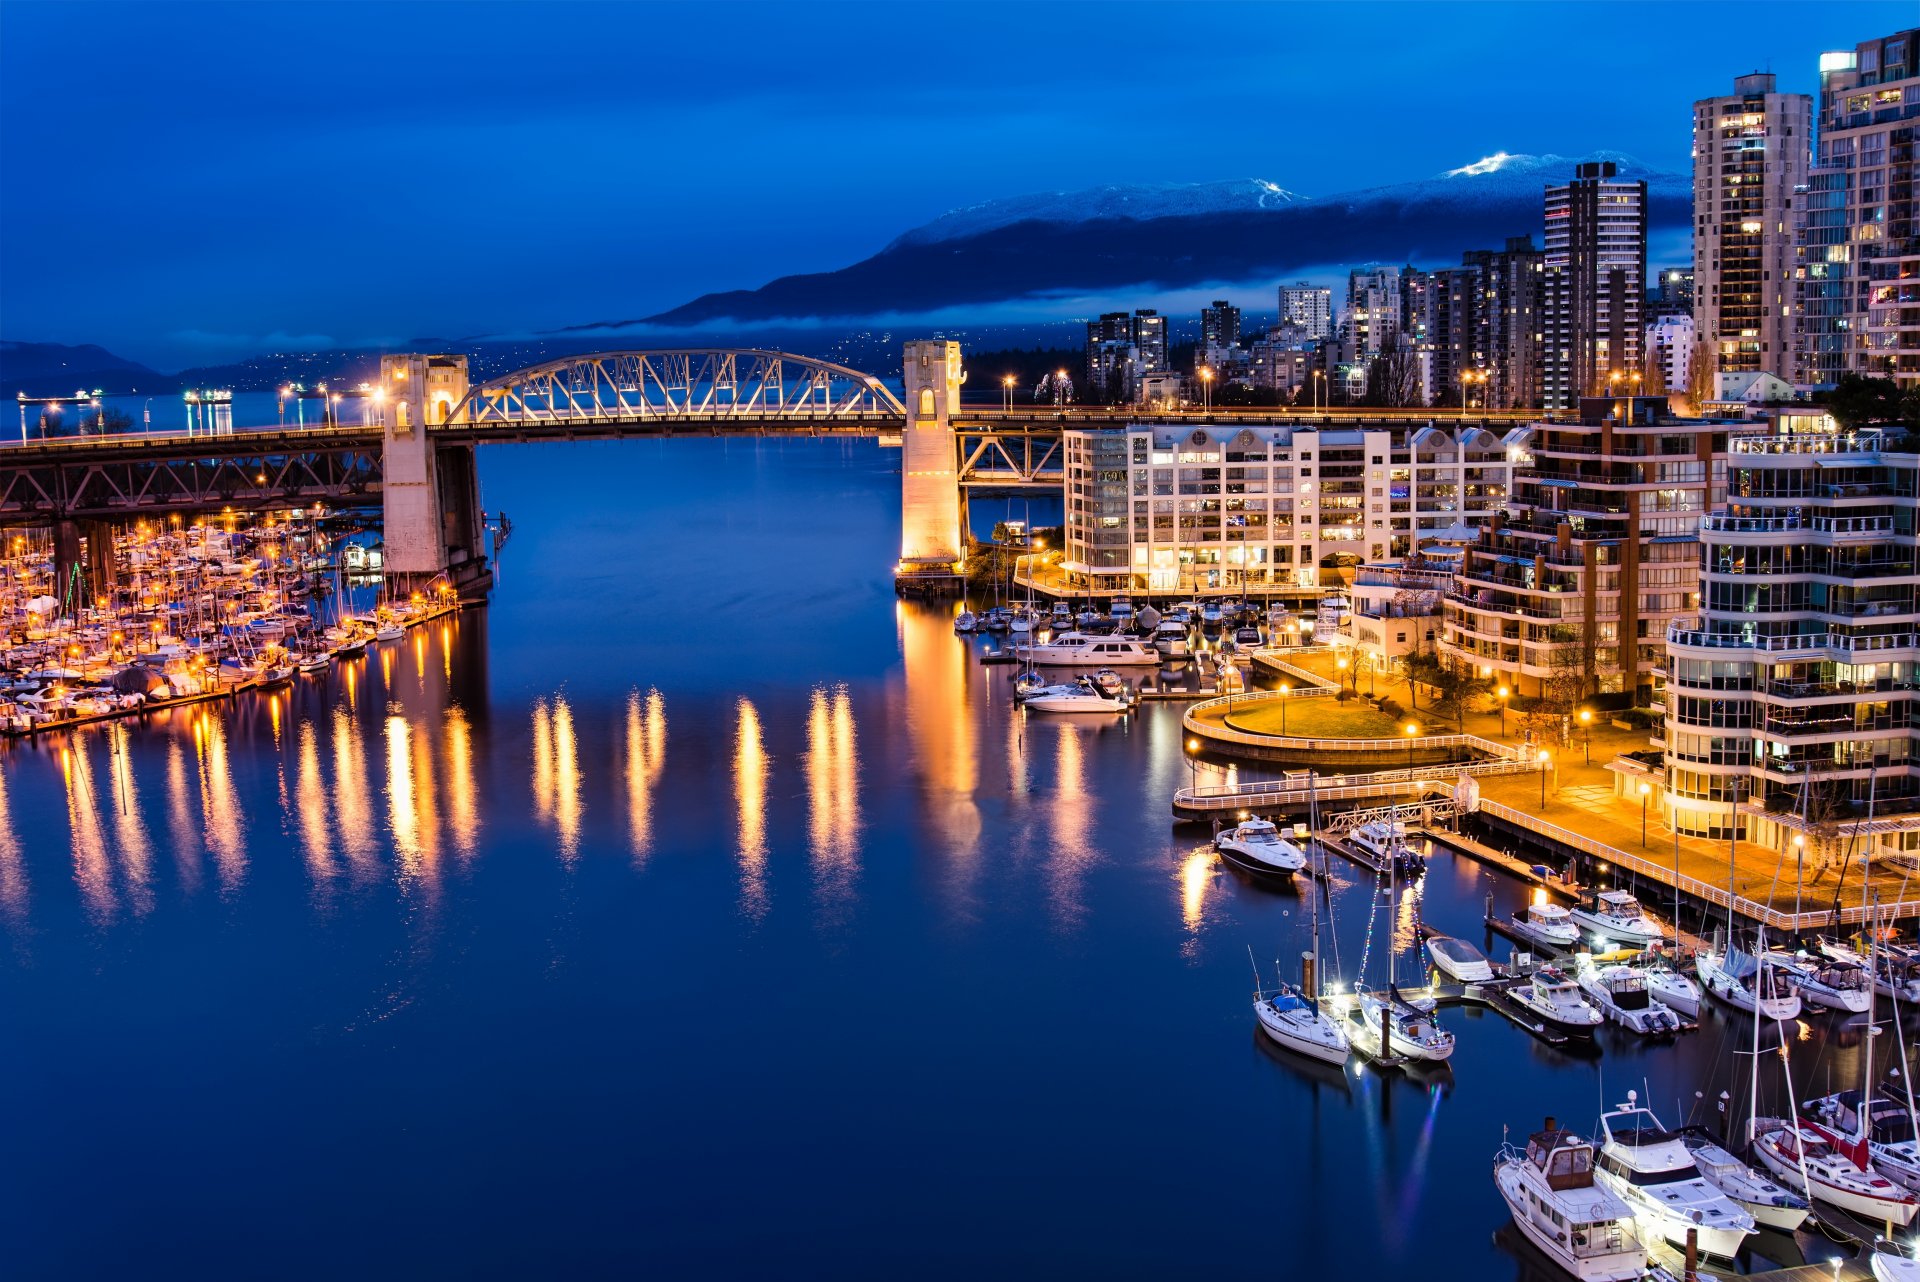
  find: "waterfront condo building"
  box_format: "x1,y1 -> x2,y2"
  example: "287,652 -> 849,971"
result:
1798,28 -> 1920,388
1542,162 -> 1648,409
1440,396 -> 1735,703
1661,413 -> 1919,855
1278,282 -> 1333,341
1058,422 -> 1519,596
1691,73 -> 1812,387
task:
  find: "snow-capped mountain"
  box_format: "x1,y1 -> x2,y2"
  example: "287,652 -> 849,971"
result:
641,151 -> 1688,328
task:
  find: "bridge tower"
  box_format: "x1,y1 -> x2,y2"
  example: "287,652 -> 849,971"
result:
379,354 -> 492,602
895,340 -> 966,593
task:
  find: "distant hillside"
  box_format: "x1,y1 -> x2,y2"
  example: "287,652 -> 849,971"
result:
0,340 -> 168,397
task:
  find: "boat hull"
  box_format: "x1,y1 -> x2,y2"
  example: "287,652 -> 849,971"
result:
1215,844 -> 1301,881
1494,1162 -> 1648,1282
1255,1004 -> 1349,1066
1753,1133 -> 1919,1227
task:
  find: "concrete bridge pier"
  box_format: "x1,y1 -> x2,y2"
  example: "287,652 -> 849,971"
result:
380,354 -> 494,604
894,339 -> 966,596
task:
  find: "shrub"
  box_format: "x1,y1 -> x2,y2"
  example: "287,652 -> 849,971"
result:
1335,688 -> 1357,702
1377,697 -> 1405,720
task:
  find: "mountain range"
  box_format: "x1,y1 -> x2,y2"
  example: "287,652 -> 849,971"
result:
634,151 -> 1689,330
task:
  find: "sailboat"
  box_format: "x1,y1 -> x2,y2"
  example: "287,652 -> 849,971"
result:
1251,906 -> 1349,1066
1349,828 -> 1454,1064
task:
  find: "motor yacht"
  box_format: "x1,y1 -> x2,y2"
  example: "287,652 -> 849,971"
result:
1348,818 -> 1422,875
1050,602 -> 1073,628
1568,890 -> 1667,948
1805,1091 -> 1920,1194
1012,633 -> 1160,666
1510,965 -> 1604,1037
1213,818 -> 1306,880
1751,1119 -> 1919,1226
1426,936 -> 1494,984
1509,901 -> 1580,953
1354,989 -> 1454,1062
1494,1120 -> 1650,1282
1254,982 -> 1349,1065
1594,1095 -> 1755,1258
1088,669 -> 1128,698
1696,941 -> 1802,1020
1680,1133 -> 1810,1232
1108,598 -> 1135,627
1575,956 -> 1685,1036
1767,950 -> 1872,1013
1019,677 -> 1129,714
1233,625 -> 1262,650
1151,619 -> 1191,658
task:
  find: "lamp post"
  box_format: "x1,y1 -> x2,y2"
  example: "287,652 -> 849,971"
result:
1496,685 -> 1510,738
1002,375 -> 1015,412
1337,654 -> 1350,691
1458,369 -> 1483,424
1538,748 -> 1552,807
1186,736 -> 1201,790
1200,366 -> 1214,413
1278,682 -> 1290,733
1639,781 -> 1652,849
1404,722 -> 1419,771
1792,833 -> 1806,918
1312,369 -> 1325,412
1579,708 -> 1592,765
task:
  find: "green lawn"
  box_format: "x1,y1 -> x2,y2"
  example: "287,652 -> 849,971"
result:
1217,697 -> 1406,740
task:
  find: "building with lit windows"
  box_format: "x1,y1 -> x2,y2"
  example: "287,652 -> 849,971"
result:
1542,162 -> 1648,408
1691,73 -> 1810,387
1058,423 -> 1520,596
1201,300 -> 1242,348
1660,413 -> 1919,856
1440,396 -> 1738,703
1278,282 -> 1333,341
1798,28 -> 1920,388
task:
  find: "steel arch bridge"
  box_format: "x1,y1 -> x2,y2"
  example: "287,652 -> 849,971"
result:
447,349 -> 906,427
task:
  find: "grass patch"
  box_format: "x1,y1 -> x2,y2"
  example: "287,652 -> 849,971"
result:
1217,697 -> 1405,740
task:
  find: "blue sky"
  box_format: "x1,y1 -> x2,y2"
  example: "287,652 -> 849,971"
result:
1,0 -> 1906,369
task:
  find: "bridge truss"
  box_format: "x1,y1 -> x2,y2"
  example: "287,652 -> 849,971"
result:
451,350 -> 906,426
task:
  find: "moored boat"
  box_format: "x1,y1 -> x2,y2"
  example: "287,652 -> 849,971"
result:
1494,1120 -> 1650,1282
1509,901 -> 1580,953
1426,936 -> 1494,984
1568,889 -> 1666,947
1575,955 -> 1685,1036
1594,1094 -> 1755,1258
1509,964 -> 1604,1038
1214,817 -> 1306,880
1680,1132 -> 1810,1232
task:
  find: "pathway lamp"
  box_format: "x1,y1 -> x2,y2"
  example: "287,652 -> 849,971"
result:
1185,736 -> 1201,789
1496,685 -> 1510,738
1278,682 -> 1290,733
1579,708 -> 1594,764
1200,366 -> 1214,413
1404,721 -> 1419,771
1537,748 -> 1552,807
1639,781 -> 1652,848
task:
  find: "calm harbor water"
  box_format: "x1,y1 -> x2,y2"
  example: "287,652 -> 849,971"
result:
0,438 -> 1901,1278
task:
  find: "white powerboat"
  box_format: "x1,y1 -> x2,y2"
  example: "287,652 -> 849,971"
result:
1805,1091 -> 1920,1194
1495,1121 -> 1650,1282
1426,936 -> 1494,984
1254,982 -> 1349,1065
1872,1240 -> 1920,1282
1354,989 -> 1454,1062
1751,1119 -> 1919,1226
1509,964 -> 1603,1038
1012,632 -> 1160,666
1696,940 -> 1802,1020
1767,949 -> 1872,1013
1509,901 -> 1580,953
1681,1132 -> 1810,1232
1594,1095 -> 1755,1259
1575,956 -> 1686,1036
1631,951 -> 1702,1018
1151,619 -> 1190,658
1569,889 -> 1667,947
1020,677 -> 1129,714
1348,818 -> 1422,875
373,622 -> 404,642
1233,625 -> 1262,650
1214,817 -> 1306,880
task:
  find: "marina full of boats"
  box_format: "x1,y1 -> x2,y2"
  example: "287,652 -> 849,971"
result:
0,515 -> 457,737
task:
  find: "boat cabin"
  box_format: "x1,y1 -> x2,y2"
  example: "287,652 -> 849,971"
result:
1527,1124 -> 1597,1192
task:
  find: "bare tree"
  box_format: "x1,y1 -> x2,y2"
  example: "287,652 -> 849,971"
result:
1364,336 -> 1423,408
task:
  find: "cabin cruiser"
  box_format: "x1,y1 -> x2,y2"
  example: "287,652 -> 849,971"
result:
1233,625 -> 1262,650
953,611 -> 977,633
1353,989 -> 1454,1062
1630,951 -> 1702,1018
1019,677 -> 1129,714
1494,1120 -> 1650,1282
1074,607 -> 1100,629
1751,1119 -> 1920,1226
1804,1091 -> 1920,1194
1594,1095 -> 1755,1258
1213,817 -> 1306,880
1767,949 -> 1872,1013
1696,940 -> 1802,1019
1050,602 -> 1073,628
1426,936 -> 1494,984
1509,901 -> 1580,952
373,621 -> 405,643
1088,669 -> 1128,699
1575,956 -> 1686,1036
1510,965 -> 1604,1037
1151,619 -> 1191,658
1568,890 -> 1666,947
1254,982 -> 1349,1065
1108,598 -> 1135,626
1012,633 -> 1160,666
1872,1241 -> 1920,1282
1680,1132 -> 1810,1231
1348,818 -> 1422,875
1818,936 -> 1920,1005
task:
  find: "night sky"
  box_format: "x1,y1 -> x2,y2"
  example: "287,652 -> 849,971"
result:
0,0 -> 1905,369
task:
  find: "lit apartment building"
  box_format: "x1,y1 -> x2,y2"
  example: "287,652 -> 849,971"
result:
1278,283 -> 1333,341
1201,300 -> 1242,348
1662,413 -> 1919,850
1799,28 -> 1920,387
1542,162 -> 1648,409
1692,73 -> 1811,385
1059,423 -> 1519,595
1460,235 -> 1546,410
1647,312 -> 1696,393
1440,396 -> 1735,702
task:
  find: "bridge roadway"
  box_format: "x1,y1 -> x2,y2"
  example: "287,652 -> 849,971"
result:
0,404 -> 1537,525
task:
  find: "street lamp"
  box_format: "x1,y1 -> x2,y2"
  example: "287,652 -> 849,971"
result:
1278,681 -> 1290,733
1186,736 -> 1201,789
1003,374 -> 1015,412
1200,366 -> 1214,413
1496,685 -> 1510,738
1639,781 -> 1652,849
1538,748 -> 1552,807
1579,708 -> 1592,765
1458,369 -> 1483,424
1337,654 -> 1350,691
1404,721 -> 1419,770
1312,369 -> 1325,412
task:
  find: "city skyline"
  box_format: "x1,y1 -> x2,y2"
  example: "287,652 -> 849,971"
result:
0,0 -> 1905,368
